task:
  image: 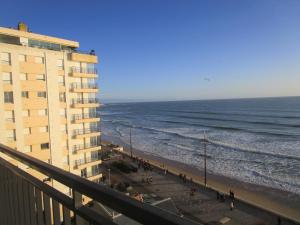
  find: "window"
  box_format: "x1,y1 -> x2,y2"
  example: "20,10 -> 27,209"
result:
20,73 -> 28,81
23,128 -> 31,135
59,92 -> 66,102
35,56 -> 44,64
38,109 -> 47,116
41,143 -> 49,150
60,124 -> 67,133
21,91 -> 29,98
2,72 -> 12,84
58,76 -> 65,85
60,108 -> 67,117
18,54 -> 26,62
4,92 -> 13,103
39,126 -> 48,133
37,91 -> 47,98
1,52 -> 11,65
6,130 -> 16,141
57,59 -> 64,70
22,110 -> 30,117
36,74 -> 45,81
24,145 -> 32,153
5,111 -> 14,122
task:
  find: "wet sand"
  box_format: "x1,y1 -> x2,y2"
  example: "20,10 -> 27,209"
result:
102,138 -> 300,224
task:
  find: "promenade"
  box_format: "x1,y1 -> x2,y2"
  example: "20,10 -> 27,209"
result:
101,142 -> 300,225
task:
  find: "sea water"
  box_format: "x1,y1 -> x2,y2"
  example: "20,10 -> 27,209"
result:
98,97 -> 300,194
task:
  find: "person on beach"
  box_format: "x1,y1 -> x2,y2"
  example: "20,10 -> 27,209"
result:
230,200 -> 234,211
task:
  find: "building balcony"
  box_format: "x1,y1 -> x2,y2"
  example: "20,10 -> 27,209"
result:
5,118 -> 15,123
70,51 -> 98,63
82,167 -> 102,179
71,98 -> 100,108
72,143 -> 101,154
73,156 -> 101,170
70,67 -> 98,78
0,144 -> 199,225
72,113 -> 100,123
70,83 -> 98,93
73,128 -> 100,139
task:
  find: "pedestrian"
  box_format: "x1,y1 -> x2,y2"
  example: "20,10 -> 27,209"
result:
230,200 -> 234,211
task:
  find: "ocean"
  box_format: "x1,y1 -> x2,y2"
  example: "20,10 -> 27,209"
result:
98,96 -> 300,194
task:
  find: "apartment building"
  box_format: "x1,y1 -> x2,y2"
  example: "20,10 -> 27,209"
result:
0,23 -> 102,192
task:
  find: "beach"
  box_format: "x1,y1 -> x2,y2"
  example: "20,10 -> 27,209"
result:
102,139 -> 300,224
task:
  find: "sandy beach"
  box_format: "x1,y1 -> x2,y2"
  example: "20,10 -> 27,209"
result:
102,138 -> 300,224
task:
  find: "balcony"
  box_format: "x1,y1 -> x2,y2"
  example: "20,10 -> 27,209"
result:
5,118 -> 15,123
0,144 -> 195,225
73,156 -> 101,169
73,143 -> 101,154
70,52 -> 98,64
70,67 -> 98,78
70,82 -> 98,93
71,98 -> 100,108
82,167 -> 102,179
72,113 -> 100,123
73,127 -> 100,139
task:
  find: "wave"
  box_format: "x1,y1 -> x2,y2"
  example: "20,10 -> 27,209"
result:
161,109 -> 300,120
155,119 -> 300,137
166,114 -> 300,128
105,120 -> 300,161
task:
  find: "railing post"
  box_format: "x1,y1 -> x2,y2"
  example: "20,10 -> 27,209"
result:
73,189 -> 83,225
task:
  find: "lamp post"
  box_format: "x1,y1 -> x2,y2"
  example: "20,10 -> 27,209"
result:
108,168 -> 111,186
203,131 -> 208,187
130,127 -> 133,158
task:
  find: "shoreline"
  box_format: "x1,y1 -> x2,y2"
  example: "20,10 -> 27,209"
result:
101,136 -> 300,224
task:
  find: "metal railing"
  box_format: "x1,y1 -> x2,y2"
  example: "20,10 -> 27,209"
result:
70,83 -> 98,90
82,168 -> 101,179
72,113 -> 99,122
5,118 -> 15,122
73,127 -> 100,137
71,98 -> 99,105
73,143 -> 100,153
70,67 -> 97,74
0,144 -> 198,225
74,156 -> 101,169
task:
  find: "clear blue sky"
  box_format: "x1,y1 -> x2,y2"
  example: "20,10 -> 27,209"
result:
2,0 -> 300,102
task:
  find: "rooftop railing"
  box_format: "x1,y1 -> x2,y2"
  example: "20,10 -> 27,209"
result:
0,144 -> 197,225
70,67 -> 97,74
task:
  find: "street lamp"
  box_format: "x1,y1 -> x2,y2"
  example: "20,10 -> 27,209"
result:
108,168 -> 111,186
203,131 -> 208,187
130,127 -> 133,158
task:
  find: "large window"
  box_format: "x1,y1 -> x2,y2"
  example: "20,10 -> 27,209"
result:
6,130 -> 16,141
2,72 -> 12,84
38,109 -> 47,116
57,59 -> 64,70
4,92 -> 13,103
37,91 -> 47,98
21,91 -> 29,98
59,92 -> 66,102
28,39 -> 61,51
36,74 -> 45,81
20,73 -> 28,81
41,143 -> 49,150
18,54 -> 27,62
1,52 -> 11,65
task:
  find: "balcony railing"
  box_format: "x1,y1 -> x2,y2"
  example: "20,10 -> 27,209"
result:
0,144 -> 197,225
5,118 -> 15,122
70,83 -> 98,90
71,98 -> 99,105
82,168 -> 101,179
73,143 -> 100,153
73,127 -> 99,137
74,156 -> 101,168
71,67 -> 97,74
72,113 -> 99,122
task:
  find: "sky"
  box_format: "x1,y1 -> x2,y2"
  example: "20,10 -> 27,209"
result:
1,0 -> 300,102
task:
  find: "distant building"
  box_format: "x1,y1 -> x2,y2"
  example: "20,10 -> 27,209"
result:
0,22 -> 102,193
